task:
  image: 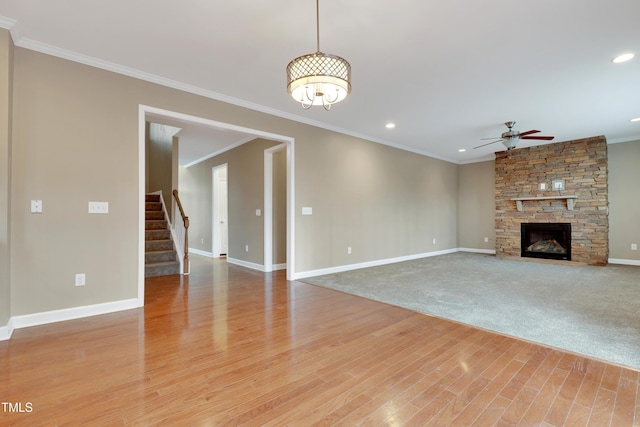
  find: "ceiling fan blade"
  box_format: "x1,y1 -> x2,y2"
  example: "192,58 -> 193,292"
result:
473,139 -> 504,149
480,137 -> 501,140
518,129 -> 541,137
521,136 -> 555,140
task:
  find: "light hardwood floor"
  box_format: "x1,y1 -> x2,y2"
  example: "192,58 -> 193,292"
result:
1,255 -> 638,426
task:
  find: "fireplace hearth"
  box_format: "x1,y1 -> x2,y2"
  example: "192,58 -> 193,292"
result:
521,223 -> 571,261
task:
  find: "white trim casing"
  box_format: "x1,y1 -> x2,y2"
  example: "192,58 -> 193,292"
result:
291,249 -> 458,281
139,105 -> 297,299
0,318 -> 14,341
264,143 -> 288,274
189,248 -> 214,258
227,257 -> 267,272
138,107 -> 146,307
0,299 -> 139,341
458,248 -> 496,255
608,258 -> 640,266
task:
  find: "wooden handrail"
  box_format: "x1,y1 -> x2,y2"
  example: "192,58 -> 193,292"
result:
172,190 -> 189,275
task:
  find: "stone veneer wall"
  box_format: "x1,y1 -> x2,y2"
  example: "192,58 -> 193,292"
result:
495,136 -> 608,265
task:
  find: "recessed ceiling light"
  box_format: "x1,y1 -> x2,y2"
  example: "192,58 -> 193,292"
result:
631,117 -> 640,122
385,123 -> 396,129
612,53 -> 635,63
458,148 -> 466,152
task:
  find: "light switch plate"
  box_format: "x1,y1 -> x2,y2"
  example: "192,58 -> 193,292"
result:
88,201 -> 109,214
302,207 -> 313,215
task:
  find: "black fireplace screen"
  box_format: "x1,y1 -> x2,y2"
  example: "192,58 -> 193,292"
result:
521,223 -> 571,261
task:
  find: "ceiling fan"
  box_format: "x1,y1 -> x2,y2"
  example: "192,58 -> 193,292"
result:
474,121 -> 554,150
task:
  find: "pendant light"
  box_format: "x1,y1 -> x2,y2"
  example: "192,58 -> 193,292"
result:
286,0 -> 351,110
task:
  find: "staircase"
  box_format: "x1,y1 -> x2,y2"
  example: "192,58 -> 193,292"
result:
145,194 -> 180,277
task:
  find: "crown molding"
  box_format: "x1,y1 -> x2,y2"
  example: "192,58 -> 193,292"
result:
606,135 -> 640,144
0,16 -> 16,29
9,26 -> 459,164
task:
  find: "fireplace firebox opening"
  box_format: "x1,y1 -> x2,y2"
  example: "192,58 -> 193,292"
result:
521,223 -> 571,261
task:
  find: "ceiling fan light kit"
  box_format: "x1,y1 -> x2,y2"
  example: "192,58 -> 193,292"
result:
474,121 -> 555,151
286,0 -> 351,110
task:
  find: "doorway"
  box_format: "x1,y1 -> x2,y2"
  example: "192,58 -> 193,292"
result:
138,105 -> 296,307
212,164 -> 229,258
264,144 -> 288,272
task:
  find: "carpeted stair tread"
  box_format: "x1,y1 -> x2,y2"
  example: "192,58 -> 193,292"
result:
145,202 -> 162,212
146,239 -> 174,252
146,229 -> 171,240
145,260 -> 180,278
146,211 -> 165,220
144,193 -> 180,277
145,220 -> 168,230
146,250 -> 178,264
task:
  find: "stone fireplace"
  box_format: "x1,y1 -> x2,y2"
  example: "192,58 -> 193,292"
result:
495,136 -> 609,266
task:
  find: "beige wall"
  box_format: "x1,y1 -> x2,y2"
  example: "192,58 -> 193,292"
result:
295,133 -> 459,271
6,40 -> 465,318
608,140 -> 640,261
146,122 -> 177,212
179,164 -> 211,253
180,138 -> 284,265
8,36 -> 636,321
9,45 -> 463,317
0,30 -> 13,325
458,161 -> 495,250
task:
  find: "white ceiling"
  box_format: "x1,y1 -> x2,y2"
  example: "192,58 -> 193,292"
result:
2,0 -> 640,164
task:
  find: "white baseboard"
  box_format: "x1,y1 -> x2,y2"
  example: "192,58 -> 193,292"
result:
227,257 -> 266,272
272,263 -> 287,271
458,248 -> 496,255
608,258 -> 640,266
291,248 -> 458,280
0,318 -> 14,341
189,248 -> 214,258
4,298 -> 139,339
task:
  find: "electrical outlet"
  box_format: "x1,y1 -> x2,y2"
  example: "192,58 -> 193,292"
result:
245,245 -> 249,252
632,243 -> 638,251
484,237 -> 489,243
31,200 -> 43,213
432,238 -> 436,245
75,273 -> 86,287
347,246 -> 352,254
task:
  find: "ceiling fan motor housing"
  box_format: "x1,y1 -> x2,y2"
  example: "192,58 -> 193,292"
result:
501,121 -> 518,139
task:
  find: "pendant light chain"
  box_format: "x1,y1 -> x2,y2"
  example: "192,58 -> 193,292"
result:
316,0 -> 320,53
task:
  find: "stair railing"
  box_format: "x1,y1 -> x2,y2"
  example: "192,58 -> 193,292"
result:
172,190 -> 190,275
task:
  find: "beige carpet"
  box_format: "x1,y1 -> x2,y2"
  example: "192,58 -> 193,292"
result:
301,252 -> 640,370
